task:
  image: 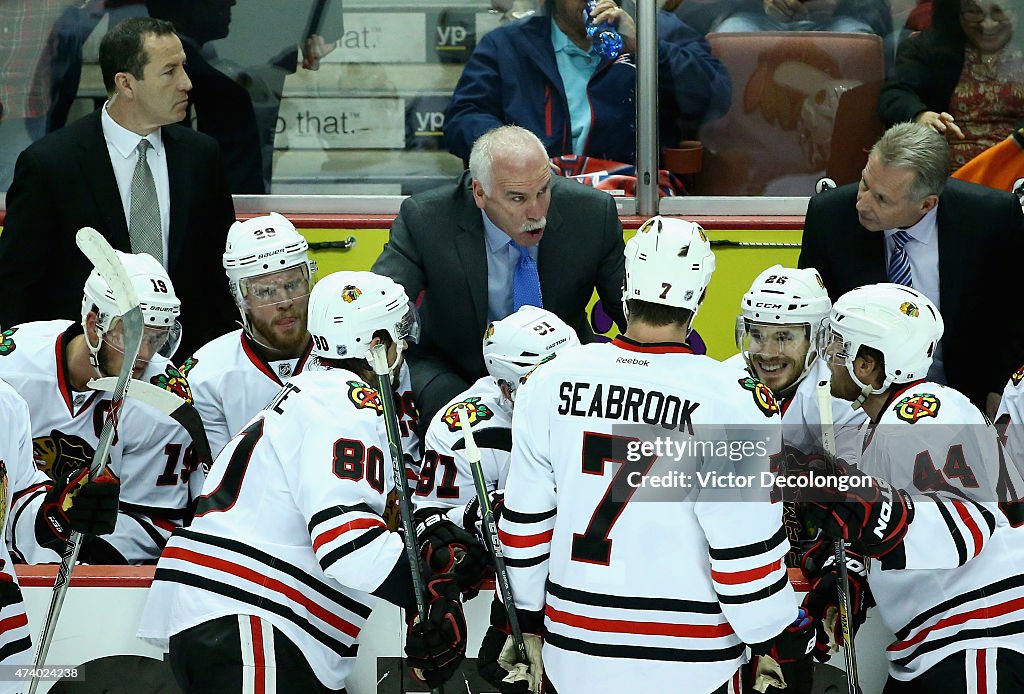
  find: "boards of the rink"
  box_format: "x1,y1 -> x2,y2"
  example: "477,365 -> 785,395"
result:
14,565 -> 894,693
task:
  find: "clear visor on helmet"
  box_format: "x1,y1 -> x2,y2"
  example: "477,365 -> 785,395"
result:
240,265 -> 312,311
395,302 -> 421,345
736,318 -> 812,360
103,317 -> 183,361
818,324 -> 853,367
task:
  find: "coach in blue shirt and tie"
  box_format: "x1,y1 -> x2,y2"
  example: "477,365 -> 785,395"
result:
373,125 -> 626,432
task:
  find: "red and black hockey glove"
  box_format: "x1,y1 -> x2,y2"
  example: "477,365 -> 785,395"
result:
415,511 -> 490,598
37,466 -> 120,548
405,575 -> 468,688
800,539 -> 874,662
796,455 -> 915,558
747,608 -> 815,693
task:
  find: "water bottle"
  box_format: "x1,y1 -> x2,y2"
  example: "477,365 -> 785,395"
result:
582,0 -> 623,60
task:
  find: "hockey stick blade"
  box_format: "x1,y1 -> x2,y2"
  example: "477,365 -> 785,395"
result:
29,230 -> 145,693
88,377 -> 213,470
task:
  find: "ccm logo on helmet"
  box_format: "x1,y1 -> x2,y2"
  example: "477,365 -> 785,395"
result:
874,485 -> 893,540
754,302 -> 783,309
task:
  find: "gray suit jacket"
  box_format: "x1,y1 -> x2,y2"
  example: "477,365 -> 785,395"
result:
373,172 -> 626,422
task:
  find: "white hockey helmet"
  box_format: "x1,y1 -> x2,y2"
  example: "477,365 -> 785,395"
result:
736,265 -> 831,384
821,283 -> 943,406
307,271 -> 419,376
223,213 -> 317,331
81,250 -> 182,366
483,305 -> 580,402
624,216 -> 716,320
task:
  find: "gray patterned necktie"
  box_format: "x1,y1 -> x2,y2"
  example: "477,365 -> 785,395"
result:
129,139 -> 163,265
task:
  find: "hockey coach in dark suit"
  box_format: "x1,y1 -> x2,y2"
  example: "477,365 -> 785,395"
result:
373,125 -> 627,430
799,122 -> 1024,417
0,17 -> 236,357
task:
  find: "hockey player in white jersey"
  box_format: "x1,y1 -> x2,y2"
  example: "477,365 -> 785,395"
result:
185,212 -> 421,465
496,217 -> 813,694
995,362 -> 1024,476
0,251 -> 193,564
799,283 -> 1024,691
139,271 -> 486,692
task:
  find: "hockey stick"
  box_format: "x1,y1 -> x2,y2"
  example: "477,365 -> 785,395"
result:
816,379 -> 860,694
367,344 -> 442,694
455,407 -> 530,673
708,240 -> 802,249
28,229 -> 145,694
87,377 -> 214,471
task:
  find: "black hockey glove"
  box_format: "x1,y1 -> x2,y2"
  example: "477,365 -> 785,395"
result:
478,597 -> 544,693
37,466 -> 120,549
415,511 -> 490,598
405,575 -> 468,688
463,489 -> 505,543
795,455 -> 915,558
800,539 -> 874,662
747,608 -> 815,694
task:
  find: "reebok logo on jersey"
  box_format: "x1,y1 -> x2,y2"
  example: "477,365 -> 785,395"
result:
0,327 -> 18,356
875,485 -> 893,541
615,357 -> 650,367
894,393 -> 940,424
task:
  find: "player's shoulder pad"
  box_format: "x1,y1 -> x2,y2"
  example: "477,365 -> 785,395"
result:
737,375 -> 781,418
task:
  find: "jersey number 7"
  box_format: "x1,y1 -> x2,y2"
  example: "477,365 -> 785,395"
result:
570,432 -> 656,566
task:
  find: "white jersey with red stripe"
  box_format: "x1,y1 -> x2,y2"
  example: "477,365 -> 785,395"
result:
185,331 -> 421,472
0,321 -> 199,563
723,354 -> 866,463
857,380 -> 1024,681
138,364 -> 406,691
502,336 -> 796,694
413,376 -> 512,517
0,378 -> 38,682
996,363 -> 1024,477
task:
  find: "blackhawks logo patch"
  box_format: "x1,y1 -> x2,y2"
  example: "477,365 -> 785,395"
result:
150,364 -> 194,404
348,381 -> 383,414
341,285 -> 362,303
0,327 -> 17,356
739,376 -> 779,417
178,356 -> 198,377
483,323 -> 495,341
894,393 -> 940,423
899,302 -> 920,318
442,397 -> 494,432
1012,364 -> 1024,386
32,430 -> 96,481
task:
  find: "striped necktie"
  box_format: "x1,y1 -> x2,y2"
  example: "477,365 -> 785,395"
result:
511,241 -> 543,312
129,139 -> 163,265
887,230 -> 913,287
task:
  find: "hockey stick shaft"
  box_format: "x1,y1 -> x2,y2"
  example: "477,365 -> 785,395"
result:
367,345 -> 442,694
455,406 -> 529,665
816,379 -> 859,694
29,229 -> 145,693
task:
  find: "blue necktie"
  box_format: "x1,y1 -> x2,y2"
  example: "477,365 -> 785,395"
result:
511,241 -> 543,312
887,230 -> 913,287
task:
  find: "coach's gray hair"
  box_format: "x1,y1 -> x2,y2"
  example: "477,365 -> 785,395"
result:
469,126 -> 549,195
870,122 -> 950,201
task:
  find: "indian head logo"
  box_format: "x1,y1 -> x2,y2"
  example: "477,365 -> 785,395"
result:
341,285 -> 362,303
347,380 -> 383,414
150,364 -> 194,405
442,397 -> 494,432
739,376 -> 779,417
899,302 -> 920,318
178,356 -> 198,378
894,393 -> 940,424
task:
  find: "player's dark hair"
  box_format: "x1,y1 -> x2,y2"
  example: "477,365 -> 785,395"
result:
626,299 -> 693,329
99,17 -> 177,95
856,345 -> 886,381
319,330 -> 394,383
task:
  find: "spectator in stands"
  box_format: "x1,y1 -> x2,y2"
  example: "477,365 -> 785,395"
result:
713,0 -> 892,35
879,0 -> 1023,171
442,0 -> 730,166
799,122 -> 1024,418
372,125 -> 626,432
0,17 -> 237,358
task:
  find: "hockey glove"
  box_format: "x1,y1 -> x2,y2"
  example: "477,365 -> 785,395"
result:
796,455 -> 915,557
415,511 -> 490,598
800,539 -> 874,661
478,597 -> 544,693
463,489 -> 505,543
405,575 -> 468,688
747,608 -> 815,694
37,466 -> 120,548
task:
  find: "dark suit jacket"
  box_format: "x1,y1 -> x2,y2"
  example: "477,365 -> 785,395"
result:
799,178 -> 1024,408
372,172 -> 627,423
0,109 -> 237,357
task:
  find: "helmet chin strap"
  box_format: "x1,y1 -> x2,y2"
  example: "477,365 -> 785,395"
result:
846,361 -> 888,411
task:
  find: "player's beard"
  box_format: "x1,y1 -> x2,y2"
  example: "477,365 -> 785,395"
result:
249,308 -> 309,357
